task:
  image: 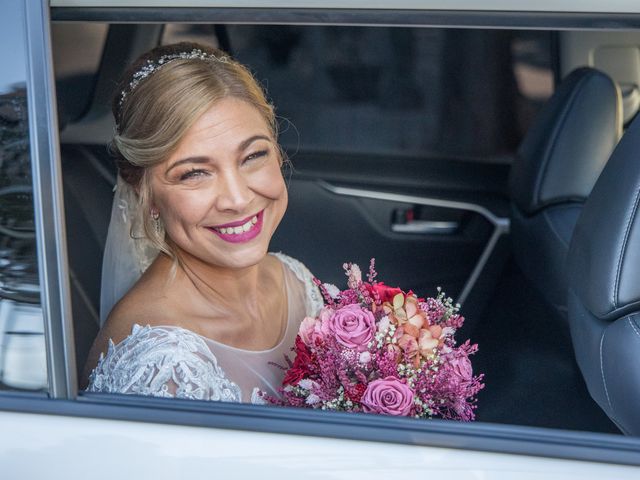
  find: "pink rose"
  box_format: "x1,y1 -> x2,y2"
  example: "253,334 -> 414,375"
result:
318,307 -> 333,337
450,355 -> 473,382
361,377 -> 414,416
299,317 -> 323,346
328,304 -> 376,351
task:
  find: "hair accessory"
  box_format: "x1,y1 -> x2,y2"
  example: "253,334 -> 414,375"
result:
118,48 -> 230,111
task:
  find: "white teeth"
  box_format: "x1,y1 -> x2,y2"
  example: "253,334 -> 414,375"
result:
214,214 -> 260,235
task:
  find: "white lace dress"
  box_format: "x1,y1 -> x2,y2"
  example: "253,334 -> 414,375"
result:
86,253 -> 323,403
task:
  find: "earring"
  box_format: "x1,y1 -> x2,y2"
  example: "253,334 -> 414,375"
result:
151,210 -> 161,234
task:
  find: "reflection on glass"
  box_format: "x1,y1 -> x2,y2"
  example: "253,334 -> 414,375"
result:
0,0 -> 47,392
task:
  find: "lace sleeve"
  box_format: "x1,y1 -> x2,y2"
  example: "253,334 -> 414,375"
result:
87,324 -> 242,402
271,252 -> 324,316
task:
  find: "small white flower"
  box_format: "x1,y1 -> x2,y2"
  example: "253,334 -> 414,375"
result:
298,379 -> 316,390
377,316 -> 391,334
323,283 -> 341,299
306,394 -> 320,405
359,351 -> 372,364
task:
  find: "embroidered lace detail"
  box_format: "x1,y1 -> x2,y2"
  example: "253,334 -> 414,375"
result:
271,252 -> 324,316
87,324 -> 242,402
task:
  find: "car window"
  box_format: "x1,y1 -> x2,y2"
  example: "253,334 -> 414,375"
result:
222,26 -> 554,162
45,13 -> 640,469
0,0 -> 48,393
52,23 -> 108,125
159,25 -> 553,163
162,23 -> 220,49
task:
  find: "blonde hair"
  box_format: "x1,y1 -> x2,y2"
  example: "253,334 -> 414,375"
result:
110,42 -> 278,258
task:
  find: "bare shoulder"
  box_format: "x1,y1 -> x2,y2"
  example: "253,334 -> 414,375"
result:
82,260 -> 180,385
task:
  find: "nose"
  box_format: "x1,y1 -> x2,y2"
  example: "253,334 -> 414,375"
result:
215,167 -> 254,213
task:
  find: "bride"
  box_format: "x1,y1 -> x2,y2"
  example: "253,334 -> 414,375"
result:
83,42 -> 322,403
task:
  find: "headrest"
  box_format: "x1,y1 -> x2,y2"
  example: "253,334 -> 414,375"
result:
568,112 -> 640,321
510,68 -> 622,215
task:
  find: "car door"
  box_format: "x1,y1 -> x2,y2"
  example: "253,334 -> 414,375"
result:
3,1 -> 640,479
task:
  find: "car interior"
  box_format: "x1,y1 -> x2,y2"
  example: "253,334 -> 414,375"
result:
46,21 -> 640,435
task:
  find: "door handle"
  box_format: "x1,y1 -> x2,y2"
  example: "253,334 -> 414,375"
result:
391,220 -> 459,235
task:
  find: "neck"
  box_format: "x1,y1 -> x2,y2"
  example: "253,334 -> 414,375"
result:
176,249 -> 263,310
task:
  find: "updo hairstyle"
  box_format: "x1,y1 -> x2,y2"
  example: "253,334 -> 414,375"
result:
110,42 -> 278,257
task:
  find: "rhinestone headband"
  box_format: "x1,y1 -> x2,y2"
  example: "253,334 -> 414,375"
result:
118,48 -> 230,111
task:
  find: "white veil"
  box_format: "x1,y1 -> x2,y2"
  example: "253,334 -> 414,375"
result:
99,176 -> 159,325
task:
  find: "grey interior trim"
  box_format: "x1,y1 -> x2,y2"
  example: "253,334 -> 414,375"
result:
319,181 -> 510,306
25,0 -> 77,399
391,220 -> 460,235
50,7 -> 640,29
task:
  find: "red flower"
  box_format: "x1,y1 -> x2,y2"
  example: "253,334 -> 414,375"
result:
283,336 -> 314,386
369,282 -> 403,304
346,383 -> 367,403
283,367 -> 308,386
292,336 -> 313,367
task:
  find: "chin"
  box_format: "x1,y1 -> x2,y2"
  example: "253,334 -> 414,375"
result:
217,245 -> 270,270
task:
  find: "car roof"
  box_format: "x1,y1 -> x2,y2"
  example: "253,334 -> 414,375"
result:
48,0 -> 640,15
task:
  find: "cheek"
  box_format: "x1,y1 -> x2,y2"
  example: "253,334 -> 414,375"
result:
252,161 -> 287,202
155,190 -> 210,229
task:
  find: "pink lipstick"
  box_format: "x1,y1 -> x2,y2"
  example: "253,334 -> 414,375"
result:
207,210 -> 264,244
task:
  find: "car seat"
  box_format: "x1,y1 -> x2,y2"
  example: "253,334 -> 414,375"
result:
509,67 -> 622,323
567,111 -> 640,435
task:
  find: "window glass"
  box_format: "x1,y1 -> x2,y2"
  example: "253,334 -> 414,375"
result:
222,26 -> 553,162
162,24 -> 220,49
51,23 -> 108,125
158,25 -> 554,162
0,0 -> 48,392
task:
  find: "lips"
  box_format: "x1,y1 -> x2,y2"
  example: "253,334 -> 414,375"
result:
206,210 -> 264,244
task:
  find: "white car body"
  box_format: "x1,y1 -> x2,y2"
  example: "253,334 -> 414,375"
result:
2,411 -> 640,479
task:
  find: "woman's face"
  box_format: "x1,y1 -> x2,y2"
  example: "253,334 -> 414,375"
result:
149,97 -> 287,270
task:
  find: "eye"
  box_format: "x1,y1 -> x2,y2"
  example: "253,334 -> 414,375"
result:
243,150 -> 268,164
179,168 -> 209,181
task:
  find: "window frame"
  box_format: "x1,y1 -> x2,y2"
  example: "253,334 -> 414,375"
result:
51,6 -> 640,30
1,0 -> 639,468
25,0 -> 77,398
2,389 -> 640,466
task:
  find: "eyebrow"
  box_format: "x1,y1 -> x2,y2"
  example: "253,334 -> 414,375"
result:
165,135 -> 272,175
165,156 -> 209,175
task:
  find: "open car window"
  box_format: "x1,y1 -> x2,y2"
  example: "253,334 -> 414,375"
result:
3,3 -> 640,476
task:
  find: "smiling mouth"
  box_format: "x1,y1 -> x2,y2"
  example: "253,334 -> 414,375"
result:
207,210 -> 264,243
213,215 -> 258,235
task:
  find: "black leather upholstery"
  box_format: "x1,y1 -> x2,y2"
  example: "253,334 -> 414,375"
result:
568,112 -> 640,435
510,68 -> 621,318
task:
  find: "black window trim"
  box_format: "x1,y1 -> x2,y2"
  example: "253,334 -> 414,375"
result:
51,7 -> 640,30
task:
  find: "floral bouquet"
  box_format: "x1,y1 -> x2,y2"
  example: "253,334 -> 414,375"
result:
265,260 -> 484,420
